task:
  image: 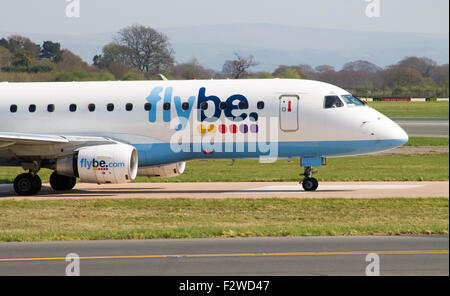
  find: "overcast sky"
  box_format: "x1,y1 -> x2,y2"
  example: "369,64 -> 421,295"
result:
0,0 -> 448,35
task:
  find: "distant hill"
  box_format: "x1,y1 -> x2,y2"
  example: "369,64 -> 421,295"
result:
2,23 -> 448,71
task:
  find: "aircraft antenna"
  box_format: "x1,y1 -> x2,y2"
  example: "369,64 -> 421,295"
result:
158,74 -> 168,81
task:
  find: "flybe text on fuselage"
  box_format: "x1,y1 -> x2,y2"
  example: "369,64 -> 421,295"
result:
145,87 -> 259,130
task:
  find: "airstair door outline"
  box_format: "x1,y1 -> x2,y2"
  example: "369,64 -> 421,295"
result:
279,95 -> 299,131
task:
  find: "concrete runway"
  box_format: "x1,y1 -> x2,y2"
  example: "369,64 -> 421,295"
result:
393,118 -> 449,138
0,181 -> 448,199
0,236 -> 447,276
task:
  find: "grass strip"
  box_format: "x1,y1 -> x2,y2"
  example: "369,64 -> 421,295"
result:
405,137 -> 449,146
0,198 -> 447,242
0,154 -> 448,184
368,101 -> 449,118
138,154 -> 449,182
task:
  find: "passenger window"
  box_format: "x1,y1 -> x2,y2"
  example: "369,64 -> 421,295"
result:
29,104 -> 36,113
182,102 -> 189,111
324,96 -> 344,109
107,103 -> 114,112
257,101 -> 265,109
238,101 -> 247,109
144,103 -> 152,111
219,102 -> 227,110
200,102 -> 208,110
47,104 -> 55,112
126,103 -> 133,111
10,104 -> 17,113
69,104 -> 77,112
163,102 -> 170,110
88,104 -> 95,112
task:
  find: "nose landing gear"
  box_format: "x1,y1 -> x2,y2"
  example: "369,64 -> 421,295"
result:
299,157 -> 326,192
300,166 -> 319,192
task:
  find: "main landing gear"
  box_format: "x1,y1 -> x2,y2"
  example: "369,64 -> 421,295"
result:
13,161 -> 77,196
13,173 -> 42,196
300,166 -> 319,191
13,161 -> 42,196
13,172 -> 77,196
49,172 -> 77,191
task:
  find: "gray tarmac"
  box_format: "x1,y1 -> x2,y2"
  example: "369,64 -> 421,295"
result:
1,181 -> 448,199
393,118 -> 449,138
0,236 -> 447,276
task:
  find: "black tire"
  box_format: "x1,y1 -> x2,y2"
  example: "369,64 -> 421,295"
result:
311,177 -> 319,191
68,176 -> 77,190
302,177 -> 319,191
50,172 -> 77,191
14,173 -> 41,196
33,174 -> 42,194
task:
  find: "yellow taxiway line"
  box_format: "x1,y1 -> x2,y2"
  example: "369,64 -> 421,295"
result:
0,250 -> 447,262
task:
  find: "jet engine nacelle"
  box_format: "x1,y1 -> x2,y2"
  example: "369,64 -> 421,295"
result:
56,143 -> 138,184
138,162 -> 186,178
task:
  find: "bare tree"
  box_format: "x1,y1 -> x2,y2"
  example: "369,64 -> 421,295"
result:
170,58 -> 214,79
114,24 -> 174,74
343,60 -> 381,73
222,53 -> 258,79
430,64 -> 449,85
57,50 -> 91,71
5,35 -> 41,58
298,64 -> 316,76
315,64 -> 335,73
398,56 -> 437,77
381,66 -> 424,88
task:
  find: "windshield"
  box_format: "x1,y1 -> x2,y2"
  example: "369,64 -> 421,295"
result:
341,95 -> 365,107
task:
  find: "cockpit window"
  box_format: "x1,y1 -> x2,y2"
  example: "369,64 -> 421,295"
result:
341,94 -> 365,106
324,96 -> 344,109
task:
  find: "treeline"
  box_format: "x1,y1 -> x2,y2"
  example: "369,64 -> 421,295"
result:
1,24 -> 449,97
298,58 -> 449,97
0,35 -> 114,82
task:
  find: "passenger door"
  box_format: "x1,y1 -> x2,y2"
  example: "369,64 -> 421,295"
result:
279,95 -> 299,131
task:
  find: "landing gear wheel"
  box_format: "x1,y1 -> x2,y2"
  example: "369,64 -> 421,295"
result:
14,173 -> 42,196
34,174 -> 42,193
302,177 -> 319,191
50,172 -> 77,191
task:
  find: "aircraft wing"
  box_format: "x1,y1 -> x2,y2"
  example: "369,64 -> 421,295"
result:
0,132 -> 69,145
0,132 -> 119,160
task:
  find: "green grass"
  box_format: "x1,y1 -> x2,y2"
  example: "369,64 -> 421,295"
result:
405,137 -> 449,146
0,198 -> 447,242
368,101 -> 449,118
1,153 -> 448,184
143,154 -> 449,182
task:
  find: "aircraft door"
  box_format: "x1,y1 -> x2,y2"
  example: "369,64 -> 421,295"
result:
279,95 -> 299,131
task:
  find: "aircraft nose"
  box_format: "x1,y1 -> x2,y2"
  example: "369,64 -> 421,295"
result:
388,121 -> 409,147
361,117 -> 409,148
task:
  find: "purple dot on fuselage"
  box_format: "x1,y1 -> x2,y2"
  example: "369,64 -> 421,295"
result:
250,124 -> 258,133
240,124 -> 248,133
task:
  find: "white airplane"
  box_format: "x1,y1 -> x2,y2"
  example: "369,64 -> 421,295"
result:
0,79 -> 408,195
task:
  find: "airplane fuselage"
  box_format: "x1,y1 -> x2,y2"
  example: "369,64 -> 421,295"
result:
0,79 -> 408,167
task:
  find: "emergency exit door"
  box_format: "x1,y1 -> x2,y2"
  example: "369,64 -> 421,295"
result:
279,95 -> 299,131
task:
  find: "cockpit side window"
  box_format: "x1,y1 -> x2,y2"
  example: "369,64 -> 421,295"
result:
341,94 -> 365,106
324,96 -> 344,109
